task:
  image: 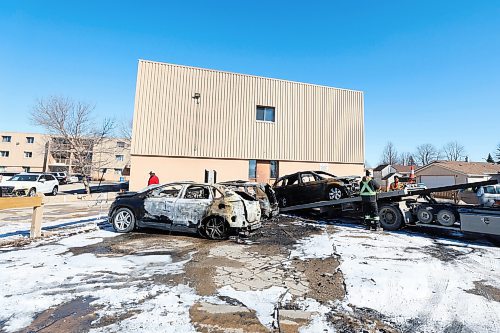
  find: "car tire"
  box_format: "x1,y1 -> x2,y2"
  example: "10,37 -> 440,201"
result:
416,207 -> 433,224
50,186 -> 58,196
112,207 -> 136,233
379,204 -> 404,231
436,209 -> 456,226
202,216 -> 229,240
327,186 -> 344,201
28,188 -> 36,197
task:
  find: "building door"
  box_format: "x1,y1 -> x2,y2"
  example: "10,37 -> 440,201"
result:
255,161 -> 270,183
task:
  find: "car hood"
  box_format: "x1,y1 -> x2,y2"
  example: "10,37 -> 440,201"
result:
0,181 -> 31,189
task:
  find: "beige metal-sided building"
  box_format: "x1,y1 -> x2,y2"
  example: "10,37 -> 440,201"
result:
130,60 -> 365,190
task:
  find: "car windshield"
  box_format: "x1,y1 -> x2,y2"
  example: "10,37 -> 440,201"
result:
9,175 -> 39,182
315,172 -> 337,179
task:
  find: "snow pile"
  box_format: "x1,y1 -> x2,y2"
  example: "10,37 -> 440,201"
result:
0,228 -> 196,333
289,231 -> 335,259
296,298 -> 335,333
330,226 -> 500,332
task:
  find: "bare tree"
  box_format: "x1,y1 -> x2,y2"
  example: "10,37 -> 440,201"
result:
399,152 -> 415,166
442,141 -> 466,161
31,96 -> 115,194
119,118 -> 133,143
496,143 -> 500,164
414,143 -> 440,166
380,142 -> 398,165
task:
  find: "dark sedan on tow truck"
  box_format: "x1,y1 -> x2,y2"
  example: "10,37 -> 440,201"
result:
108,182 -> 261,240
273,171 -> 359,207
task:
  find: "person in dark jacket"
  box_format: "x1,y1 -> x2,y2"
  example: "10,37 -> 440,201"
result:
360,170 -> 381,230
148,171 -> 159,186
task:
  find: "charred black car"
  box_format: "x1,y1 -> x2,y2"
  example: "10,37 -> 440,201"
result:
108,182 -> 261,240
218,181 -> 279,219
273,171 -> 360,207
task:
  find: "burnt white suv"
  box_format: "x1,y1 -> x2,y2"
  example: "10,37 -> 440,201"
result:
0,173 -> 59,196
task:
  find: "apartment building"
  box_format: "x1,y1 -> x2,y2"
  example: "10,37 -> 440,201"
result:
0,132 -> 48,173
130,60 -> 365,189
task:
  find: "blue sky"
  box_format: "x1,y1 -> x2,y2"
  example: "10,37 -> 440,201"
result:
1,1 -> 499,166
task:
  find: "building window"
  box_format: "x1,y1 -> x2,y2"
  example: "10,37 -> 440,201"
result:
23,166 -> 30,172
115,155 -> 124,161
270,161 -> 279,179
256,106 -> 275,122
0,151 -> 9,157
114,168 -> 122,175
117,141 -> 125,148
26,137 -> 35,144
24,151 -> 33,158
0,166 -> 5,172
2,136 -> 12,143
249,160 -> 256,178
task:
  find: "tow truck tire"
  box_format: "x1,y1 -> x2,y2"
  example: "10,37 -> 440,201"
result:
417,207 -> 434,224
436,209 -> 456,226
379,205 -> 404,231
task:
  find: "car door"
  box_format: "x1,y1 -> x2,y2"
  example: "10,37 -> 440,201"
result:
174,184 -> 213,229
283,175 -> 300,205
44,175 -> 57,193
299,172 -> 323,203
37,175 -> 49,193
142,184 -> 182,225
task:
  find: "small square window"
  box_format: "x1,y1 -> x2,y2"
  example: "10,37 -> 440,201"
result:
23,166 -> 30,172
0,151 -> 9,157
24,151 -> 33,158
115,155 -> 124,161
114,169 -> 122,175
256,106 -> 275,122
117,141 -> 125,148
2,136 -> 12,143
26,137 -> 35,144
249,160 -> 256,178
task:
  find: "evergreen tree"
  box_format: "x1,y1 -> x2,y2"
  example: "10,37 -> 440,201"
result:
486,153 -> 494,163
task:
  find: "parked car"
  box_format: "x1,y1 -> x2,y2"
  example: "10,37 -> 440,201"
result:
50,172 -> 68,185
0,173 -> 59,196
108,182 -> 262,239
273,171 -> 359,207
219,180 -> 279,219
67,175 -> 80,184
458,184 -> 500,207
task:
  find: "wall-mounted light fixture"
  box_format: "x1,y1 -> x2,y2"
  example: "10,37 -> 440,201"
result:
192,92 -> 201,104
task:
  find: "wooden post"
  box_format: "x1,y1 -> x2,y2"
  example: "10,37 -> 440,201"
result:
30,193 -> 44,238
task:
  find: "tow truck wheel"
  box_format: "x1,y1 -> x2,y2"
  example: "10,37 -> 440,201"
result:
417,207 -> 433,224
436,209 -> 456,226
378,205 -> 404,231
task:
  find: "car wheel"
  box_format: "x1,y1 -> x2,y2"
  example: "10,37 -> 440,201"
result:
50,186 -> 58,196
327,186 -> 343,201
416,207 -> 433,224
378,204 -> 404,231
202,216 -> 229,240
436,209 -> 456,226
28,188 -> 36,197
112,207 -> 136,233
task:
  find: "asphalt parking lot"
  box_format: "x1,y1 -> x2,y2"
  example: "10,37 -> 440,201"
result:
0,201 -> 499,333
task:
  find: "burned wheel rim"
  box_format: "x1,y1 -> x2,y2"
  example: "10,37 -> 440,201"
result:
204,217 -> 228,240
114,210 -> 133,231
328,187 -> 342,201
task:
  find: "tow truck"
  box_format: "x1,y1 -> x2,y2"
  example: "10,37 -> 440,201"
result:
279,179 -> 500,238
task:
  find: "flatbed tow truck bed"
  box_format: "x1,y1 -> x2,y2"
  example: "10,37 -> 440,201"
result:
279,179 -> 500,237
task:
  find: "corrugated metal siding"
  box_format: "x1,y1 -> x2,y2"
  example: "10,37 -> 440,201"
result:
132,60 -> 364,163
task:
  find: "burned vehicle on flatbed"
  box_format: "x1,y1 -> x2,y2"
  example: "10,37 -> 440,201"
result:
108,182 -> 261,240
219,180 -> 279,219
273,171 -> 360,208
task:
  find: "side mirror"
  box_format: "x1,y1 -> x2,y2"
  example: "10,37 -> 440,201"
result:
39,179 -> 46,183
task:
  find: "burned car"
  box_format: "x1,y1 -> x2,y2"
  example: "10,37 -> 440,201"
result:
273,171 -> 360,207
108,182 -> 261,240
219,180 -> 279,219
